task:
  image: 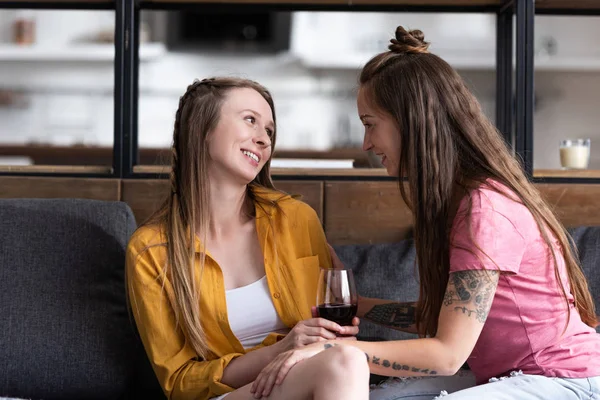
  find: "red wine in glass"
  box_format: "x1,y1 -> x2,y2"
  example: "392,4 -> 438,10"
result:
316,268 -> 358,330
317,303 -> 358,326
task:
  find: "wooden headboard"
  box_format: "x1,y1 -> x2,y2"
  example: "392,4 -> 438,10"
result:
2,176 -> 600,245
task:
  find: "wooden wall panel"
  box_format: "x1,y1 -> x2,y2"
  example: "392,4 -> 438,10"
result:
274,180 -> 323,220
121,179 -> 170,225
121,179 -> 324,225
324,182 -> 600,245
537,184 -> 600,227
3,176 -> 600,244
0,176 -> 120,201
324,181 -> 413,245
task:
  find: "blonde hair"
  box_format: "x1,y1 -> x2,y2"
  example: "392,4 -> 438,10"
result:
139,77 -> 280,358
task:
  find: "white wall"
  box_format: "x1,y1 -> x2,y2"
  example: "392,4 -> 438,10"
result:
0,10 -> 599,169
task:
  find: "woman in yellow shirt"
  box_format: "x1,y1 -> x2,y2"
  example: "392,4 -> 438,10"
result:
125,77 -> 369,400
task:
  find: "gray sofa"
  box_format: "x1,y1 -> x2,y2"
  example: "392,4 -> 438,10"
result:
0,199 -> 163,400
1,198 -> 599,399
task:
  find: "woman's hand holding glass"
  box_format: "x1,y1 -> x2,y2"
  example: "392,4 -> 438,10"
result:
276,316 -> 357,352
315,245 -> 359,336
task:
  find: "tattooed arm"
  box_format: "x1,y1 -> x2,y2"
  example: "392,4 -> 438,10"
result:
322,269 -> 500,377
358,297 -> 419,334
250,268 -> 500,395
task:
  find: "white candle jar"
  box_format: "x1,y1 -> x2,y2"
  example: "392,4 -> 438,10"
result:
559,139 -> 591,170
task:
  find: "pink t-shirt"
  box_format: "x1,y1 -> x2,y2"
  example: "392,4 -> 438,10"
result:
449,180 -> 600,384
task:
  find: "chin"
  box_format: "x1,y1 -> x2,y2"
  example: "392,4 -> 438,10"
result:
385,166 -> 400,177
238,168 -> 262,184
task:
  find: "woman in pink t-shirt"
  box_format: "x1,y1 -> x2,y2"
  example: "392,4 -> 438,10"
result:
249,26 -> 600,400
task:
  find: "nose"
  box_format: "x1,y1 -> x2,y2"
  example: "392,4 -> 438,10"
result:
253,131 -> 271,148
362,132 -> 372,152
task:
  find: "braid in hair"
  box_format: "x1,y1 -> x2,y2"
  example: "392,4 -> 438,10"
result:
170,79 -> 212,195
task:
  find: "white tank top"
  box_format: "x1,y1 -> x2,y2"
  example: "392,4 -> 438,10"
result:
225,276 -> 289,349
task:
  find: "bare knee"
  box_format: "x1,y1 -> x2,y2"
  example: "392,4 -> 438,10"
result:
319,345 -> 369,381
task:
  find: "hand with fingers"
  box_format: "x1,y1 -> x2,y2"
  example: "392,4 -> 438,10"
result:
277,315 -> 357,352
250,341 -> 330,399
311,306 -> 360,339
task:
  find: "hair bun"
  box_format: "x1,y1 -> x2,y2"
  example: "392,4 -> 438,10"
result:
389,26 -> 430,54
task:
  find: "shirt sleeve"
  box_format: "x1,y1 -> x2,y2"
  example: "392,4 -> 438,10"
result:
450,207 -> 526,274
126,238 -> 242,400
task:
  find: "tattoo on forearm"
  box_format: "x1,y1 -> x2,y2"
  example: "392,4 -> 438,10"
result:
364,302 -> 416,329
443,270 -> 499,323
365,353 -> 437,375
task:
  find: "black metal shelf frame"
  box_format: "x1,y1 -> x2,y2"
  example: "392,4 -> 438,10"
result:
1,0 -> 600,183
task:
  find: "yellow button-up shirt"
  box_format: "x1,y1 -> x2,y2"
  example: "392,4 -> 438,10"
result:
126,188 -> 332,400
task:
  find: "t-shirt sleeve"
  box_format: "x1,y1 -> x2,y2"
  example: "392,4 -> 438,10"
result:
450,207 -> 526,274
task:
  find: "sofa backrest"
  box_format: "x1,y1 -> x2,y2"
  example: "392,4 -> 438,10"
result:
334,226 -> 600,341
0,199 -> 140,399
570,226 -> 600,318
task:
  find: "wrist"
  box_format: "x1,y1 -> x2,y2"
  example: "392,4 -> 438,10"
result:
270,337 -> 288,356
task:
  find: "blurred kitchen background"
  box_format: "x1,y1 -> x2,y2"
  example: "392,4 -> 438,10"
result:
0,9 -> 599,170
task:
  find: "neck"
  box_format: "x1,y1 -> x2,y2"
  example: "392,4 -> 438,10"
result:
207,180 -> 252,239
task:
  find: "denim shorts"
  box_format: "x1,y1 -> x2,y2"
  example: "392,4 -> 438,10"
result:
369,370 -> 600,400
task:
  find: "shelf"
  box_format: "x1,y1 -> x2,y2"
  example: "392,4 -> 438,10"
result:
3,0 -> 597,12
139,0 -> 509,12
139,0 -> 600,12
4,0 -> 113,3
141,0 -> 503,5
0,0 -> 115,9
534,169 -> 600,178
133,164 -> 390,177
0,165 -> 112,174
0,43 -> 166,62
536,0 -> 600,11
298,52 -> 496,71
298,52 -> 600,71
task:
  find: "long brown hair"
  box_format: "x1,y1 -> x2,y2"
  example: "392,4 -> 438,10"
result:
139,77 -> 279,358
359,26 -> 597,337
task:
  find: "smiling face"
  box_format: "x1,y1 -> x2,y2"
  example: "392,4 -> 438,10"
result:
206,87 -> 275,185
357,86 -> 402,177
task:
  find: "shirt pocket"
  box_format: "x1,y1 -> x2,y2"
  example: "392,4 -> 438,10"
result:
283,255 -> 322,319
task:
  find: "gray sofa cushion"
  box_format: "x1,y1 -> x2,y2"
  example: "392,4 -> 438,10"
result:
569,226 -> 600,333
334,239 -> 419,341
334,226 -> 600,341
0,199 -> 138,400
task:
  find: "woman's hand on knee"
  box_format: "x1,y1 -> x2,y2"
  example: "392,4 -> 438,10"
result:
250,343 -> 325,398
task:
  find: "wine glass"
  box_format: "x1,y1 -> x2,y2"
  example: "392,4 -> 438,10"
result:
316,268 -> 358,329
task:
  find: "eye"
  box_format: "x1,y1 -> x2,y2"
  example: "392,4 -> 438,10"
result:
266,128 -> 274,137
245,115 -> 256,124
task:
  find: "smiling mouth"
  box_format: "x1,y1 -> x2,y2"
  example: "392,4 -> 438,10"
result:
241,149 -> 260,163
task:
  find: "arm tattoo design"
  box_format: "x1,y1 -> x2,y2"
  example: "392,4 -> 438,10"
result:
443,270 -> 499,323
364,353 -> 438,375
364,302 -> 416,329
